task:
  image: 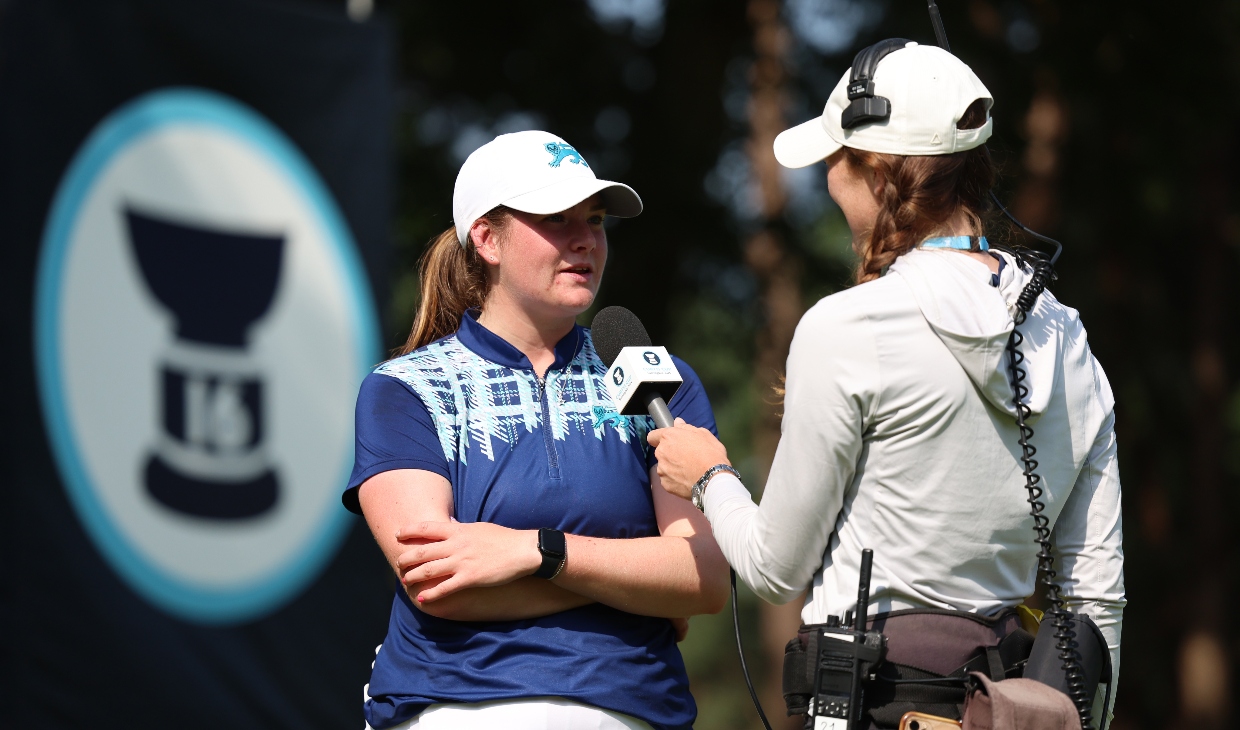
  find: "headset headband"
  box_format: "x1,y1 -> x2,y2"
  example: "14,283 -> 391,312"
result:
841,38 -> 912,130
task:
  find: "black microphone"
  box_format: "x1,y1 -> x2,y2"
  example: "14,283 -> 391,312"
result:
590,306 -> 681,429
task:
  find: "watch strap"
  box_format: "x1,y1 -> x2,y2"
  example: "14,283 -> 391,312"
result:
691,464 -> 741,511
533,528 -> 567,579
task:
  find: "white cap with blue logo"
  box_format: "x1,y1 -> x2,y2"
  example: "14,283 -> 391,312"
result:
452,130 -> 643,245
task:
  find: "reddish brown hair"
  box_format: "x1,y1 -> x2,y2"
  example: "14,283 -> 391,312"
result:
845,100 -> 997,284
396,207 -> 512,355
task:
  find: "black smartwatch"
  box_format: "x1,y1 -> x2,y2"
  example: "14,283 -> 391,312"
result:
533,528 -> 567,579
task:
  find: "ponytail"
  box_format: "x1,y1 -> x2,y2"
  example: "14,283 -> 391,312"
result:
397,207 -> 510,355
848,99 -> 998,284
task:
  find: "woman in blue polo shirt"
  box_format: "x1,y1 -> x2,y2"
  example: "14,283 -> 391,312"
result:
343,131 -> 728,730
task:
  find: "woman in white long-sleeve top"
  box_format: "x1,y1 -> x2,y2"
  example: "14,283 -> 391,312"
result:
649,41 -> 1123,729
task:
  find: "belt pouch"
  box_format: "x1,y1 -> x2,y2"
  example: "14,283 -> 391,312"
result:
1022,613 -> 1109,706
783,628 -> 818,715
961,672 -> 1077,730
857,608 -> 1032,728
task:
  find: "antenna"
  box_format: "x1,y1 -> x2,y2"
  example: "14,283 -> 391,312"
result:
855,549 -> 873,634
927,0 -> 952,51
926,1 -> 1065,266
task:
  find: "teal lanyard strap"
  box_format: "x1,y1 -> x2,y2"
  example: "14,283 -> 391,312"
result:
921,235 -> 989,251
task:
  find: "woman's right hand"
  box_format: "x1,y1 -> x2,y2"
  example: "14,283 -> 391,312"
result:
395,521 -> 543,604
647,418 -> 731,501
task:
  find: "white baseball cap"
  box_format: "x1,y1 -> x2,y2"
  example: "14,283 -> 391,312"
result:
773,42 -> 993,168
452,130 -> 643,245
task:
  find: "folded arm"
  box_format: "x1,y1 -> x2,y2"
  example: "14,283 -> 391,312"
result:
548,469 -> 728,617
359,469 -> 591,621
359,467 -> 729,622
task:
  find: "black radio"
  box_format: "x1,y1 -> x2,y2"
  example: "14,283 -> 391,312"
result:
784,549 -> 886,730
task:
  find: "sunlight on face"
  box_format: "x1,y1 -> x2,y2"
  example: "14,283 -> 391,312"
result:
492,195 -> 608,322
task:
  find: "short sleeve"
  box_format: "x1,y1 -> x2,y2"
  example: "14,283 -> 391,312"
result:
342,372 -> 451,514
645,356 -> 717,469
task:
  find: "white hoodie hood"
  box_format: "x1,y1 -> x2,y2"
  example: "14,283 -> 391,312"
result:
888,248 -> 1112,419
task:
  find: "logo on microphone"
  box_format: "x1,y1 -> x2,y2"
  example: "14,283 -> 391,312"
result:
34,89 -> 378,624
613,367 -> 625,386
642,351 -> 661,366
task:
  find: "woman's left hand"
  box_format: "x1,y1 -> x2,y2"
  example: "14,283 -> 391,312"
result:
647,418 -> 731,501
395,521 -> 541,603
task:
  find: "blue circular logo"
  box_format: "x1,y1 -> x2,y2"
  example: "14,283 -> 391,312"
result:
35,88 -> 379,624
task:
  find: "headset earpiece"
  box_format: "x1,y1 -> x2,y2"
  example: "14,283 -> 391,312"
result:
841,38 -> 912,130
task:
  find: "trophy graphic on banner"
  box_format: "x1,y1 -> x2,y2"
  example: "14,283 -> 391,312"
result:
127,209 -> 285,519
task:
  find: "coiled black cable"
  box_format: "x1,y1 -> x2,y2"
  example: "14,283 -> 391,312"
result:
1002,248 -> 1095,730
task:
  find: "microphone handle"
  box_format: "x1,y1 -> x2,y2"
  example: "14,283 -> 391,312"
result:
642,391 -> 674,429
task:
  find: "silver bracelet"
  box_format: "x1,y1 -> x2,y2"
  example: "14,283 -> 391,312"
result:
691,464 -> 741,511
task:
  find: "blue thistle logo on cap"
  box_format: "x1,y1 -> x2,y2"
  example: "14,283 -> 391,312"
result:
544,142 -> 588,168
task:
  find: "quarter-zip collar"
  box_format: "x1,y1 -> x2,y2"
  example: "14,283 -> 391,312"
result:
456,308 -> 585,372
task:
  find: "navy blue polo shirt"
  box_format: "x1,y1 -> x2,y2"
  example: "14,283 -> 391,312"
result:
345,312 -> 716,730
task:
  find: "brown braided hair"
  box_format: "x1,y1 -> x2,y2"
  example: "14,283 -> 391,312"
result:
396,206 -> 512,355
846,100 -> 997,284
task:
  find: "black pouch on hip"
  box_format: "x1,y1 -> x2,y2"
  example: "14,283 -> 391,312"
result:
1023,612 -> 1112,715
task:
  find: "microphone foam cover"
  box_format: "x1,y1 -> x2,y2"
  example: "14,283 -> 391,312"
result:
590,306 -> 652,367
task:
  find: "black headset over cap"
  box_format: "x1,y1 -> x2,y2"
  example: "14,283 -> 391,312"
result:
840,38 -> 914,130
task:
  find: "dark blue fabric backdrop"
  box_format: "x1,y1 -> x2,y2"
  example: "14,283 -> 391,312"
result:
0,0 -> 395,726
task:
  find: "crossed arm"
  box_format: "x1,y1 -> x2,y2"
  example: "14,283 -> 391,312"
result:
357,467 -> 729,624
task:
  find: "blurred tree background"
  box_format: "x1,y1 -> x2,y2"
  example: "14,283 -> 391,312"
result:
372,0 -> 1239,728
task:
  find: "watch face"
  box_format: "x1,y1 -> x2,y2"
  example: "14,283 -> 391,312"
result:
538,528 -> 566,557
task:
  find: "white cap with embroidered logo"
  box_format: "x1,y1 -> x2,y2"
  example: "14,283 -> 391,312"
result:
452,130 -> 643,245
773,43 -> 993,168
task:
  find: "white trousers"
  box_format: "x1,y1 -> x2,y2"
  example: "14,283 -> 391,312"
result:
369,698 -> 654,730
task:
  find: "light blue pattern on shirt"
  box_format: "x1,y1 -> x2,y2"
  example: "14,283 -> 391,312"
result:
375,332 -> 646,465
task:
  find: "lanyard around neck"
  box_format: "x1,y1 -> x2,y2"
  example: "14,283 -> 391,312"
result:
920,235 -> 989,251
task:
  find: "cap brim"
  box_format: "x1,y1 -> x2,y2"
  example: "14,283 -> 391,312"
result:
773,117 -> 842,169
503,178 -> 643,218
